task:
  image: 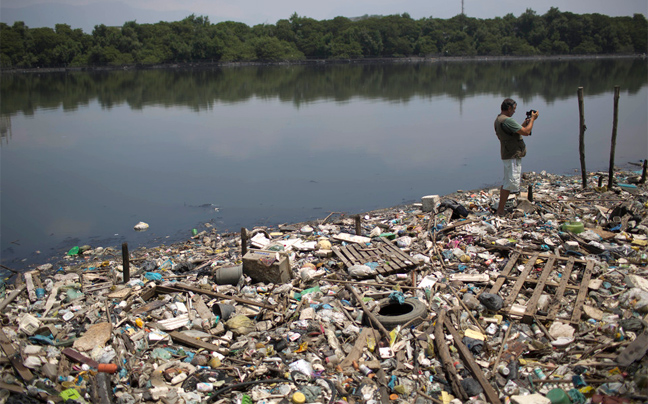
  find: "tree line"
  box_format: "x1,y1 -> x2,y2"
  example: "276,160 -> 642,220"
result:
1,8 -> 646,69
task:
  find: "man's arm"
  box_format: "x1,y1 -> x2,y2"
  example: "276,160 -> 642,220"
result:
517,111 -> 539,136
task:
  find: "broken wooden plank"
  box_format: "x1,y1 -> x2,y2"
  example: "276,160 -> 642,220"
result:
0,328 -> 34,382
42,282 -> 62,317
616,329 -> 648,367
0,284 -> 26,312
547,257 -> 576,321
524,256 -> 556,318
332,246 -> 354,268
131,299 -> 167,315
62,348 -> 100,368
489,252 -> 520,295
433,310 -> 467,401
443,317 -> 502,404
157,283 -> 275,310
168,331 -> 226,354
24,271 -> 38,302
339,327 -> 373,369
346,285 -> 391,341
503,253 -> 539,308
438,218 -> 480,233
571,260 -> 594,324
0,381 -> 26,394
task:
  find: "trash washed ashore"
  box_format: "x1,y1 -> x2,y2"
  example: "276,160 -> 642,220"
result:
1,166 -> 647,404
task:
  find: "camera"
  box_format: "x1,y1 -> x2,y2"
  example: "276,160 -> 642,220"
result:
526,109 -> 537,119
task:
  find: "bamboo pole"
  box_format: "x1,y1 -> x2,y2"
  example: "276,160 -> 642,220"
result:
577,87 -> 587,189
608,86 -> 620,188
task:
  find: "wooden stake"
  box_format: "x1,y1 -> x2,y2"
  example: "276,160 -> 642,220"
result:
608,86 -> 620,188
527,184 -> 534,202
641,159 -> 647,184
354,214 -> 362,236
578,87 -> 587,189
122,242 -> 129,284
241,227 -> 248,257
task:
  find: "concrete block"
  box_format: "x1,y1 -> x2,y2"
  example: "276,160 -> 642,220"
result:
421,195 -> 440,212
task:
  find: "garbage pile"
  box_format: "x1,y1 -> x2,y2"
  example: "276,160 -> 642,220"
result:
1,167 -> 647,404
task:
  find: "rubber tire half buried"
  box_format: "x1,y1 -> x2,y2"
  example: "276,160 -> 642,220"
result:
366,297 -> 428,330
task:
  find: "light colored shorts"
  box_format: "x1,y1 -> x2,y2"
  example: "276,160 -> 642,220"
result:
502,158 -> 522,193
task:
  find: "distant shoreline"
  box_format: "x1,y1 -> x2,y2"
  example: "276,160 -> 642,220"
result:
1,54 -> 644,75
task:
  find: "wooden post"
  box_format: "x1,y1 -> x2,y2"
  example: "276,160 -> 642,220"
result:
527,184 -> 533,202
354,214 -> 362,236
642,159 -> 647,184
241,227 -> 248,257
608,86 -> 620,188
577,87 -> 587,189
121,243 -> 129,283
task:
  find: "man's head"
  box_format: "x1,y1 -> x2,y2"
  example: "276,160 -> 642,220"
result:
501,98 -> 517,116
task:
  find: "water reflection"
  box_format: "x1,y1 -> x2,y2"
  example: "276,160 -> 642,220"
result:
0,58 -> 646,270
1,59 -> 646,117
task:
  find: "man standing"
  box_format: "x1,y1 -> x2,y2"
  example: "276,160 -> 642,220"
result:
494,98 -> 538,216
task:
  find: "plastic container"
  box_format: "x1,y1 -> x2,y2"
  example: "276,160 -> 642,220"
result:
19,313 -> 41,335
211,303 -> 236,321
213,265 -> 243,285
546,388 -> 571,404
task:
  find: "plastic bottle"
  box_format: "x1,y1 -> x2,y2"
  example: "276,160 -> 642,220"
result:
196,382 -> 213,392
359,364 -> 373,376
459,312 -> 469,331
498,363 -> 510,376
534,367 -> 547,379
96,363 -> 118,373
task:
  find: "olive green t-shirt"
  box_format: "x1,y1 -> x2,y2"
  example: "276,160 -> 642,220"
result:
494,114 -> 526,160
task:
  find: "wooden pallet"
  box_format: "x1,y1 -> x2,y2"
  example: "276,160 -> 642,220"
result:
332,238 -> 416,277
489,251 -> 594,324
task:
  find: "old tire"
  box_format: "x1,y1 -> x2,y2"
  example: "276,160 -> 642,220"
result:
366,297 -> 428,330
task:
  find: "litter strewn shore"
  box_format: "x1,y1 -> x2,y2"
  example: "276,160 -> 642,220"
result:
1,166 -> 647,404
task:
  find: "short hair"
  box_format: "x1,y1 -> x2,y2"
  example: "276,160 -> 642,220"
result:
501,98 -> 517,111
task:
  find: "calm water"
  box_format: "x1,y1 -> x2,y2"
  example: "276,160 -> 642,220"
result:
1,58 -> 647,270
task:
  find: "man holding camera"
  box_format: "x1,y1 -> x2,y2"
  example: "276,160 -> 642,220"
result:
494,98 -> 539,216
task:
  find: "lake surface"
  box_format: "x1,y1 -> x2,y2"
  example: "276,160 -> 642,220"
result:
1,58 -> 647,270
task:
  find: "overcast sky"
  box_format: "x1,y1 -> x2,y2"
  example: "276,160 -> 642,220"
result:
2,0 -> 647,32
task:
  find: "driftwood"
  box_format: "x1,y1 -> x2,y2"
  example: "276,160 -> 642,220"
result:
345,284 -> 391,342
432,310 -> 467,401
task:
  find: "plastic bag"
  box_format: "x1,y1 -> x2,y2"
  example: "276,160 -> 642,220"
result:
620,288 -> 648,313
225,315 -> 255,335
438,199 -> 470,219
348,265 -> 376,278
461,378 -> 483,397
478,293 -> 503,311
